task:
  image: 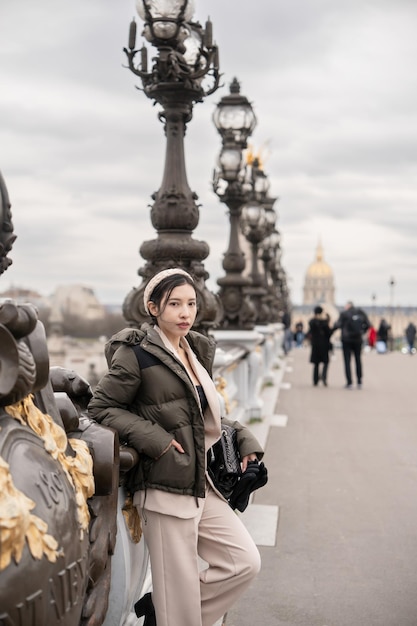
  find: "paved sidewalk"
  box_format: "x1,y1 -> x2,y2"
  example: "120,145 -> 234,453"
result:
226,346 -> 417,626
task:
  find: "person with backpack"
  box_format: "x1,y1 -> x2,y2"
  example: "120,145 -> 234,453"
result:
334,301 -> 371,389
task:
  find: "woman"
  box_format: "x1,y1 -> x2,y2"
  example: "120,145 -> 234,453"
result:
88,268 -> 263,626
308,305 -> 333,386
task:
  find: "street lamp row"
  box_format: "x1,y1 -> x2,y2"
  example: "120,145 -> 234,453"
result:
123,0 -> 289,332
213,80 -> 287,328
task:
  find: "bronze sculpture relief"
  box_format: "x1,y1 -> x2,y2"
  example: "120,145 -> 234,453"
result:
0,170 -> 145,625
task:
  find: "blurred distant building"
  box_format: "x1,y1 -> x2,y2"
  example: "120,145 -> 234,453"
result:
0,283 -> 106,322
303,241 -> 335,306
47,285 -> 108,380
50,285 -> 106,321
0,285 -> 50,313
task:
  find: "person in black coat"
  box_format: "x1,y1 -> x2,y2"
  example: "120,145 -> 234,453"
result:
308,306 -> 334,386
405,322 -> 416,354
377,318 -> 391,350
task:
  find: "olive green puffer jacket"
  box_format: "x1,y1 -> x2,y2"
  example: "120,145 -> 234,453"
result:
88,324 -> 263,499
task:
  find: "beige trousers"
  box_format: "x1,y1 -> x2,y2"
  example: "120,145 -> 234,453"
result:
140,484 -> 261,626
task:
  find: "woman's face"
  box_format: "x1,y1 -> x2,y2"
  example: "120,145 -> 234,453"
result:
148,283 -> 197,344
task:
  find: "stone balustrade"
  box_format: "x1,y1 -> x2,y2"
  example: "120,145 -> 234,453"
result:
212,323 -> 284,424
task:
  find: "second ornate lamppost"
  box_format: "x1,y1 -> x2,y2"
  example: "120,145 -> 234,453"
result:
261,228 -> 282,322
122,0 -> 221,332
240,155 -> 279,325
240,198 -> 270,324
212,78 -> 257,329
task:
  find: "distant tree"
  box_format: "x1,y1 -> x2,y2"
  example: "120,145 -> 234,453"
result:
101,312 -> 127,338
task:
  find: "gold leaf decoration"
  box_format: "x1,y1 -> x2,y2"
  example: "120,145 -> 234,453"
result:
5,395 -> 95,540
6,395 -> 67,458
122,493 -> 142,544
215,376 -> 231,415
0,457 -> 60,570
66,438 -> 95,539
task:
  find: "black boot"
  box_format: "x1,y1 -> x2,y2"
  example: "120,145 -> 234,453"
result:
134,592 -> 157,626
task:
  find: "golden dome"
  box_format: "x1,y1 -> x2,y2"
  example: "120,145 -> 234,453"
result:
305,242 -> 333,278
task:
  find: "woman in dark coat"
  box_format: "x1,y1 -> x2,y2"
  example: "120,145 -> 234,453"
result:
88,268 -> 263,626
377,318 -> 391,350
308,306 -> 333,386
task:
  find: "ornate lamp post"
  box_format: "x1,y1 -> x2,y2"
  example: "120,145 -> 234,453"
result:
0,171 -> 15,277
259,233 -> 274,323
262,229 -> 283,322
258,191 -> 277,281
212,78 -> 257,329
389,276 -> 395,310
122,0 -> 221,332
389,276 -> 395,349
240,154 -> 279,325
240,200 -> 270,324
259,186 -> 280,323
276,265 -> 290,314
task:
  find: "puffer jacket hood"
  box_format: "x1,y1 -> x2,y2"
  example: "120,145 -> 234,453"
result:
104,326 -> 147,365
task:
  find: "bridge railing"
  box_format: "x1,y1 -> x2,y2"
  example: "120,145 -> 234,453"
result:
212,323 -> 284,423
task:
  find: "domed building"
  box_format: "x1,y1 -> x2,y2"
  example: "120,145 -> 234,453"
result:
303,241 -> 335,306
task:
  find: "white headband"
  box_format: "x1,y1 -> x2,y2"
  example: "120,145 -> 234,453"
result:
143,268 -> 194,314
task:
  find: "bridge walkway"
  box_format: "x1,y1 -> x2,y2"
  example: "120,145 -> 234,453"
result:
226,346 -> 417,626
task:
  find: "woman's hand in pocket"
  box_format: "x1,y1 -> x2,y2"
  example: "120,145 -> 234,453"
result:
171,439 -> 185,454
155,439 -> 184,459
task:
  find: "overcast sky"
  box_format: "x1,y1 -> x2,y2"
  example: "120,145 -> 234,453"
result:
1,0 -> 417,309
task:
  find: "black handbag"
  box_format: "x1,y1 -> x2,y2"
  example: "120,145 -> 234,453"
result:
207,424 -> 242,500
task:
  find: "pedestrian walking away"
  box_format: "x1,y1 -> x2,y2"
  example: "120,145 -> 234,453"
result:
376,318 -> 391,353
307,305 -> 334,386
334,301 -> 371,389
88,268 -> 263,626
405,321 -> 416,354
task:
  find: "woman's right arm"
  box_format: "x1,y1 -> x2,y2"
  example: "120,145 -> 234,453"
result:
88,345 -> 173,459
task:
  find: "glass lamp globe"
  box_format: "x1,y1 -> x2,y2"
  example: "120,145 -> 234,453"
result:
269,230 -> 281,249
254,173 -> 270,201
241,203 -> 265,228
241,163 -> 254,193
262,235 -> 272,250
136,0 -> 195,40
136,0 -> 195,20
264,209 -> 276,229
182,24 -> 204,70
218,148 -> 242,181
213,78 -> 257,146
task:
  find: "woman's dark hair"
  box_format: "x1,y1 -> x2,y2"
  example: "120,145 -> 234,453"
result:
148,273 -> 196,323
314,305 -> 323,315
